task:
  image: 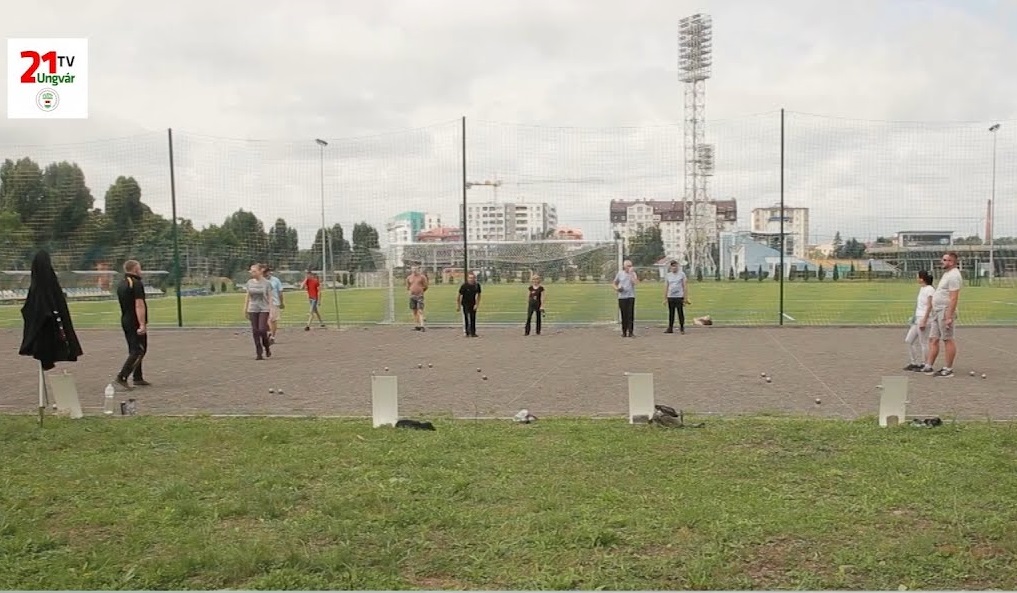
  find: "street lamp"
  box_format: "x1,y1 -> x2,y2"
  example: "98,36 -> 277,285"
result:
988,124 -> 1000,283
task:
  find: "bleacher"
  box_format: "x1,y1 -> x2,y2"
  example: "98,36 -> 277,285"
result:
0,286 -> 165,304
1,270 -> 169,304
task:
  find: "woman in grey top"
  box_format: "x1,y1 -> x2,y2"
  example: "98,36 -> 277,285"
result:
243,263 -> 273,360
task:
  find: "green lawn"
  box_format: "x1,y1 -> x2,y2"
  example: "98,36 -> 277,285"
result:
1,416 -> 1015,589
2,280 -> 1015,328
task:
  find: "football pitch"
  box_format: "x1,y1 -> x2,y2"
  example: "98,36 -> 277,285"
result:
1,280 -> 1015,329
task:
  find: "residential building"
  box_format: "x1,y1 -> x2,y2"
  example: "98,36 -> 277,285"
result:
750,205 -> 810,259
465,201 -> 558,242
386,211 -> 442,263
609,198 -> 738,261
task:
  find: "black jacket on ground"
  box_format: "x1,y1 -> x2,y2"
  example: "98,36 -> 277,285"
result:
18,250 -> 83,370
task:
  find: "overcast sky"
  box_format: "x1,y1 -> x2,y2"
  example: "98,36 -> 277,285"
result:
2,0 -> 1016,249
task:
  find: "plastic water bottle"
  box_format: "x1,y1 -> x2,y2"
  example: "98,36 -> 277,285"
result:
103,383 -> 116,416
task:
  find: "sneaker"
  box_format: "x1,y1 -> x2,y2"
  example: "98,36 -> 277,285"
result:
114,377 -> 133,391
664,328 -> 674,334
265,345 -> 272,358
256,354 -> 264,360
922,366 -> 936,375
933,368 -> 954,378
679,329 -> 685,334
133,379 -> 152,387
903,363 -> 921,371
304,326 -> 310,331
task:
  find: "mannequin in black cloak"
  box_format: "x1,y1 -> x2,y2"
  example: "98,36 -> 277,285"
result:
18,250 -> 84,370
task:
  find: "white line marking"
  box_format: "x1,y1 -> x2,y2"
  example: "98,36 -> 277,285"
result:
765,330 -> 860,417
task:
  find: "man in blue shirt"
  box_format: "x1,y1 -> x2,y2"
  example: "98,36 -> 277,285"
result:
264,266 -> 285,343
662,260 -> 690,334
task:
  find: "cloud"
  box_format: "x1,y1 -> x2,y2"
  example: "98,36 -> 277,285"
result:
1,0 -> 1015,251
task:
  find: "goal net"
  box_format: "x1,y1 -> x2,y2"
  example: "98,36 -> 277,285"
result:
385,239 -> 623,325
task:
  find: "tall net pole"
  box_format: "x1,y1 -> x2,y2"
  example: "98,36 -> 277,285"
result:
679,13 -> 714,275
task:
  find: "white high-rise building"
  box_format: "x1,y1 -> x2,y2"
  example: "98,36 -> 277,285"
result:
609,199 -> 738,264
465,201 -> 558,242
750,205 -> 809,259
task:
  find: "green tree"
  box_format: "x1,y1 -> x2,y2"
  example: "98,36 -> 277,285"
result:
818,265 -> 826,281
267,218 -> 299,267
103,176 -> 147,230
350,220 -> 381,273
757,264 -> 764,281
728,266 -> 735,281
743,264 -> 749,281
0,157 -> 46,224
627,226 -> 665,267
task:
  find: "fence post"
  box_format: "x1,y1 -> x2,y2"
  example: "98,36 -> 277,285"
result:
779,109 -> 785,326
616,238 -> 625,326
168,128 -> 183,327
387,245 -> 395,323
461,116 -> 469,277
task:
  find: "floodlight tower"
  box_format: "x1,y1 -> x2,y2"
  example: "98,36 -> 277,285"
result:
679,13 -> 715,273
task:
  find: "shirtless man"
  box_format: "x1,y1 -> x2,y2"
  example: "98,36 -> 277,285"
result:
406,266 -> 429,331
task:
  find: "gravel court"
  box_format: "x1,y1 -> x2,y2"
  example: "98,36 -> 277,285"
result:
1,325 -> 1014,421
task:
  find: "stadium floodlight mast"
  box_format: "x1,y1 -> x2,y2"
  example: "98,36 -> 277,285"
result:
988,123 -> 1000,283
678,13 -> 714,273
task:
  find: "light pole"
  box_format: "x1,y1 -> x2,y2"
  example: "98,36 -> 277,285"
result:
315,139 -> 328,279
988,123 -> 1000,283
315,138 -> 340,327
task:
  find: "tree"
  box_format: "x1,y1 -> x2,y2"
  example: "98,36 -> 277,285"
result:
832,231 -> 844,257
757,264 -> 764,281
867,260 -> 873,281
955,235 -> 983,246
103,176 -> 147,230
0,157 -> 46,224
840,238 -> 866,259
350,222 -> 381,273
729,266 -> 735,281
40,162 -> 94,243
743,264 -> 749,281
267,218 -> 299,267
833,264 -> 840,281
0,209 -> 33,269
627,225 -> 665,267
818,265 -> 826,281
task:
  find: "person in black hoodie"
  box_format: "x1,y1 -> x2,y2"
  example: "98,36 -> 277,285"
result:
19,250 -> 83,371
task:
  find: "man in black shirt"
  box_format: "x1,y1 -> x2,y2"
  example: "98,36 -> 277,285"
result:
114,259 -> 149,389
456,272 -> 482,337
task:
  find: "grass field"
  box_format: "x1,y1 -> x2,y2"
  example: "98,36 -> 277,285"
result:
2,280 -> 1016,329
1,416 -> 1015,590
1,278 -> 1016,329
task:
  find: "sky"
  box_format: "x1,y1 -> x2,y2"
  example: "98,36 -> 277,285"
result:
2,0 -> 1016,249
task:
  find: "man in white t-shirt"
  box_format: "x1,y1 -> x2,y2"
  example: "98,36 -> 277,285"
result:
662,260 -> 690,334
923,251 -> 962,377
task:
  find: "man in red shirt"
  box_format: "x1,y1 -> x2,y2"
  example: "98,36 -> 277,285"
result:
299,270 -> 326,330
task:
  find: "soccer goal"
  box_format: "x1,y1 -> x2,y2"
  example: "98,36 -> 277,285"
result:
384,239 -> 624,326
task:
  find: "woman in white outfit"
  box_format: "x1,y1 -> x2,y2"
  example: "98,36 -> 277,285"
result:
904,270 -> 935,371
